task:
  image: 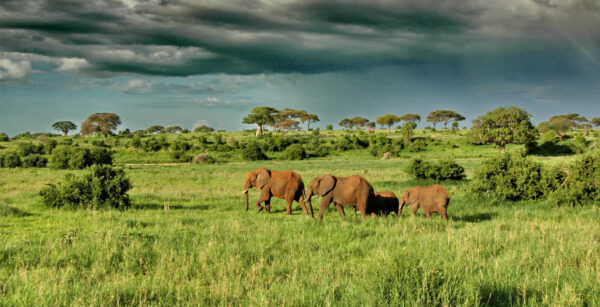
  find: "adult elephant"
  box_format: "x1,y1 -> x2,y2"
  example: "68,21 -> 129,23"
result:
306,174 -> 374,220
242,168 -> 312,216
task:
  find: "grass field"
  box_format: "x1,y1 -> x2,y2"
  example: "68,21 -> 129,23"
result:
2,131 -> 600,306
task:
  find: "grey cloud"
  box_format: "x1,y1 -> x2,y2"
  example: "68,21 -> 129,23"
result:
0,0 -> 599,78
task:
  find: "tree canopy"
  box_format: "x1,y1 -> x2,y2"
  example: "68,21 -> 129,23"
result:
550,113 -> 590,135
300,112 -> 320,130
81,113 -> 121,137
351,117 -> 369,130
242,107 -> 279,136
399,113 -> 421,123
165,126 -> 182,133
338,118 -> 353,129
147,125 -> 165,134
538,117 -> 573,140
427,110 -> 465,130
376,114 -> 401,132
52,121 -> 77,136
470,106 -> 537,152
591,118 -> 600,127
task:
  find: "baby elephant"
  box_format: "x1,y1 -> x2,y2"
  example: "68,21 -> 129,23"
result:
399,185 -> 451,220
366,191 -> 400,217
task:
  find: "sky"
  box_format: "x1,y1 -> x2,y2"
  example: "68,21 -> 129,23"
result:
1,0 -> 599,136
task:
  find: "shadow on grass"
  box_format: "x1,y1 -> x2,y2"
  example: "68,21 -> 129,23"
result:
132,203 -> 209,211
453,212 -> 496,223
479,285 -> 540,306
0,205 -> 34,217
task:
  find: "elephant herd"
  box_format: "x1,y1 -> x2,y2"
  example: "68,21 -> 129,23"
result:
242,168 -> 451,221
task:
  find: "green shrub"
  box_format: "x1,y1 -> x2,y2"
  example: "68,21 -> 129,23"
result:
22,154 -> 48,168
326,124 -> 333,130
406,158 -> 465,180
549,152 -> 600,205
407,139 -> 427,152
0,132 -> 9,142
2,152 -> 22,168
44,139 -> 58,154
170,150 -> 192,162
39,165 -> 131,209
131,137 -> 142,148
283,144 -> 306,160
242,142 -> 267,161
471,152 -> 547,201
17,142 -> 44,156
49,145 -> 112,169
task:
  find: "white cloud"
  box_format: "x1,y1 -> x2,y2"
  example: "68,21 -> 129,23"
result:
57,58 -> 91,73
0,58 -> 31,82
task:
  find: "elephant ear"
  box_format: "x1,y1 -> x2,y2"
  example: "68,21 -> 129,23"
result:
317,175 -> 336,196
256,168 -> 271,189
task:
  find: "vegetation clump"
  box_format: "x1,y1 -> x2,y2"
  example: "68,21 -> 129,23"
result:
39,165 -> 131,209
549,151 -> 600,205
406,158 -> 465,180
283,144 -> 306,160
193,153 -> 216,164
49,145 -> 112,169
242,142 -> 267,161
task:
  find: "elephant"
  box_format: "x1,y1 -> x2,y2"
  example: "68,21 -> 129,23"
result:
399,184 -> 451,220
306,174 -> 374,220
369,191 -> 400,216
242,168 -> 313,216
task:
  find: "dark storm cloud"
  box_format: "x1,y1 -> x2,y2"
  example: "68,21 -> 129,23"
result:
0,0 -> 599,78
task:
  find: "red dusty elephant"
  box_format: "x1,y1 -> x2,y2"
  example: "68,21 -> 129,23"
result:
243,168 -> 313,217
399,184 -> 451,220
306,174 -> 374,220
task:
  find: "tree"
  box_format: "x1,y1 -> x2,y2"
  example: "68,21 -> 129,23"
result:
591,117 -> 600,129
194,125 -> 214,132
470,106 -> 537,153
366,122 -> 376,129
376,114 -> 401,132
538,117 -> 574,140
147,125 -> 165,134
427,110 -> 465,130
338,118 -> 352,130
451,121 -> 459,133
351,117 -> 369,130
81,113 -> 121,137
274,118 -> 300,133
399,113 -> 421,124
551,113 -> 589,136
165,126 -> 182,133
52,121 -> 77,136
242,107 -> 279,136
300,112 -> 320,130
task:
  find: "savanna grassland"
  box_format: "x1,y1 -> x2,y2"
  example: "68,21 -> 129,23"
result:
1,129 -> 600,306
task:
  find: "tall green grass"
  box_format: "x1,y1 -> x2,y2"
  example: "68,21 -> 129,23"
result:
1,150 -> 600,305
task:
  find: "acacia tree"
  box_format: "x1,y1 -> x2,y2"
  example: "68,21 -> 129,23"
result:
52,121 -> 77,136
427,110 -> 465,130
538,118 -> 572,140
551,113 -> 589,136
338,118 -> 353,130
591,117 -> 600,129
242,107 -> 279,136
81,113 -> 121,137
399,113 -> 421,125
351,117 -> 369,130
366,122 -> 376,129
300,112 -> 320,130
147,125 -> 165,134
376,114 -> 401,132
274,118 -> 300,133
470,106 -> 537,153
165,126 -> 182,133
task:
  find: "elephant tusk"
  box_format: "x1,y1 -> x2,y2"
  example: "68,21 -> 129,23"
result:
242,189 -> 249,194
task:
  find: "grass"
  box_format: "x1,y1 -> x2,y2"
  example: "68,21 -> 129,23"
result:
1,130 -> 600,305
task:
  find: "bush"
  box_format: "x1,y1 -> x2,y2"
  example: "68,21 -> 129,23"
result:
407,139 -> 427,152
192,153 -> 216,164
283,144 -> 306,160
406,158 -> 465,180
22,154 -> 48,168
39,165 -> 131,209
17,142 -> 44,156
326,125 -> 333,130
44,139 -> 58,154
549,152 -> 600,205
242,142 -> 267,161
471,152 -> 547,201
2,152 -> 22,168
170,150 -> 192,162
0,132 -> 9,142
49,145 -> 112,169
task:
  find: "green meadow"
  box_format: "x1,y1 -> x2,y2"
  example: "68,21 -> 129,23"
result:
1,130 -> 600,306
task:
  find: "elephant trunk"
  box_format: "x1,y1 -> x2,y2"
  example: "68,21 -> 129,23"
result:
243,179 -> 251,211
306,188 -> 314,213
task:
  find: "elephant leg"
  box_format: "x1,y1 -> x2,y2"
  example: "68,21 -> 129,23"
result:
335,203 -> 345,218
265,199 -> 271,214
439,207 -> 448,220
357,199 -> 367,218
317,196 -> 332,221
298,195 -> 308,215
410,201 -> 420,216
255,189 -> 271,213
425,210 -> 431,219
285,197 -> 293,215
